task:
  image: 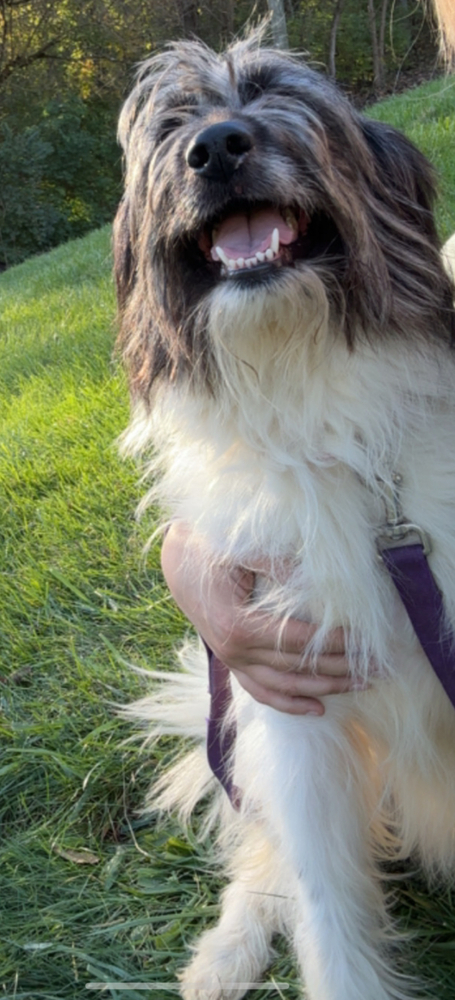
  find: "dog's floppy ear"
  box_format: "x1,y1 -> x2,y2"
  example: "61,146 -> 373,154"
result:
113,195 -> 136,311
113,193 -> 176,399
359,117 -> 438,241
356,115 -> 455,346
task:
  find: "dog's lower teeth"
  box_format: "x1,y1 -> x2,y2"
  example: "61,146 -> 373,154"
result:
218,252 -> 277,274
215,243 -> 283,274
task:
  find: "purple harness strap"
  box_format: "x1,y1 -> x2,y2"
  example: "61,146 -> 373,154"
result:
380,542 -> 455,704
375,472 -> 455,704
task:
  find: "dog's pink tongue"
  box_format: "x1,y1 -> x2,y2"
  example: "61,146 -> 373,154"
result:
212,207 -> 296,259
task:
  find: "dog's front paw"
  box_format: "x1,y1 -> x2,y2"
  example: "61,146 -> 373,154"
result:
178,961 -> 248,1000
179,964 -> 246,1000
178,930 -> 267,1000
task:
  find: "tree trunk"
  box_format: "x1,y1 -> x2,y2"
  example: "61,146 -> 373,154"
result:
378,0 -> 389,80
266,0 -> 289,50
328,0 -> 346,80
221,0 -> 234,40
367,0 -> 384,94
177,0 -> 198,36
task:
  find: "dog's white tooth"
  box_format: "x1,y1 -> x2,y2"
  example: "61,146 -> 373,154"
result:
214,245 -> 230,267
265,247 -> 274,261
271,227 -> 280,254
227,258 -> 237,270
245,257 -> 255,268
256,251 -> 265,262
236,257 -> 245,268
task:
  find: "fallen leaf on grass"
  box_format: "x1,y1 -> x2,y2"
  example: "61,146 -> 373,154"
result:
52,843 -> 100,865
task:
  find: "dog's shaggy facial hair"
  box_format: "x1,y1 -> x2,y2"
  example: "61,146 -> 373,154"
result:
114,32 -> 454,400
115,30 -> 455,1000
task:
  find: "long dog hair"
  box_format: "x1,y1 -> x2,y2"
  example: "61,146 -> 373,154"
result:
114,29 -> 455,1000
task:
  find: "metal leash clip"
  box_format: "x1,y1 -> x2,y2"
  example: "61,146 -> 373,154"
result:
375,472 -> 431,561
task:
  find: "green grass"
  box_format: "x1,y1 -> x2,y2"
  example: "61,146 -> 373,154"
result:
367,74 -> 455,238
1,73 -> 455,999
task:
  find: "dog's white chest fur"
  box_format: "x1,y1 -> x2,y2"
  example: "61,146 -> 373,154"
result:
140,280 -> 455,673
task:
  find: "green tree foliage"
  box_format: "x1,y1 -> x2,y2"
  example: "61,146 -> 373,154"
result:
0,0 -> 137,266
0,122 -> 56,267
0,98 -> 120,266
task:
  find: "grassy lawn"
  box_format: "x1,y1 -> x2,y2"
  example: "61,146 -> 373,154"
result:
368,75 -> 455,239
1,74 -> 455,999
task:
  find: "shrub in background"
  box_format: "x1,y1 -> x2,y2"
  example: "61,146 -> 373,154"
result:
0,98 -> 121,268
0,122 -> 57,268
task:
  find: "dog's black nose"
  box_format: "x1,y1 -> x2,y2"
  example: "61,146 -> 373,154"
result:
186,121 -> 254,181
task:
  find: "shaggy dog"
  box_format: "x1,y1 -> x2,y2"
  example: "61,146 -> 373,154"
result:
114,30 -> 455,1000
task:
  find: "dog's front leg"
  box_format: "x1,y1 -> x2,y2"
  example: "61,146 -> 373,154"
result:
254,705 -> 406,1000
178,818 -> 286,1000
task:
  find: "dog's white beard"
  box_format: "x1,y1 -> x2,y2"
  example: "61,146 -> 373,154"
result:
208,265 -> 330,381
122,266 -> 455,1000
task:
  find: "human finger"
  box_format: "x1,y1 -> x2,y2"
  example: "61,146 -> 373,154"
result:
226,611 -> 349,673
232,663 -> 365,700
231,667 -> 326,715
238,613 -> 347,658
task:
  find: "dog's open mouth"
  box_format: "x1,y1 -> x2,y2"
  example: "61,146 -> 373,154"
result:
199,202 -> 310,279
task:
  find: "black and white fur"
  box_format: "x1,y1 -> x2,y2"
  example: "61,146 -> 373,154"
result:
114,28 -> 455,1000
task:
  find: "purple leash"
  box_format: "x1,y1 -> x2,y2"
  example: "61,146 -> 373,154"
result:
204,642 -> 242,809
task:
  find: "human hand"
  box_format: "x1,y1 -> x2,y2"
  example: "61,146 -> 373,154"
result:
161,520 -> 364,715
